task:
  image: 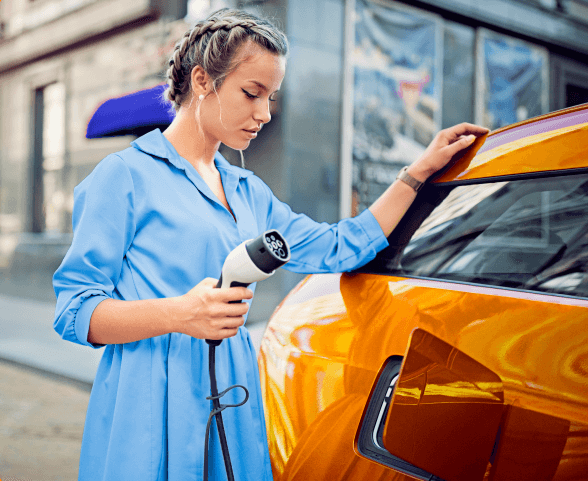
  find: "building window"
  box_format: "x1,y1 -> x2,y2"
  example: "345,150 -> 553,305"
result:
32,82 -> 66,234
344,0 -> 443,216
476,29 -> 549,130
341,0 -> 550,217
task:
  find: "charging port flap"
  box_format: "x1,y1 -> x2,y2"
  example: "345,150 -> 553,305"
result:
383,328 -> 504,481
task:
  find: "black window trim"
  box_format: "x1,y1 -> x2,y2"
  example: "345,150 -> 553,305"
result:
430,166 -> 588,187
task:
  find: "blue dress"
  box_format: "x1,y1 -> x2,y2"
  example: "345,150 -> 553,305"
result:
53,129 -> 388,481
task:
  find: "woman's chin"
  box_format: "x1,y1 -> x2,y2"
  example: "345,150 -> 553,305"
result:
224,139 -> 252,151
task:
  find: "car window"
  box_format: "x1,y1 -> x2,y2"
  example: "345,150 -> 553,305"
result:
379,173 -> 588,298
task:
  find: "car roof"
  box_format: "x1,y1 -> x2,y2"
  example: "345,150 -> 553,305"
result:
433,102 -> 588,184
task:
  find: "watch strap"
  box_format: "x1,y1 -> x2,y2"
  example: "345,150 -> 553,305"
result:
396,166 -> 424,192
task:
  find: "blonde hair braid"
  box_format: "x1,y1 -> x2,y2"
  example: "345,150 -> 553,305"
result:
164,9 -> 288,111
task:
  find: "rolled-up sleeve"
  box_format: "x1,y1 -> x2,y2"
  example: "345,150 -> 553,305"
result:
53,154 -> 135,348
262,182 -> 388,274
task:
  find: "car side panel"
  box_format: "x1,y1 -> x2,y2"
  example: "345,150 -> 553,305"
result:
259,273 -> 588,480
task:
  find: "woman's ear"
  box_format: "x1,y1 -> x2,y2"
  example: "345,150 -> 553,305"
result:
191,65 -> 210,98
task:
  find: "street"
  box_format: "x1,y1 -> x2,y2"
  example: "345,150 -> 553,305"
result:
0,360 -> 89,481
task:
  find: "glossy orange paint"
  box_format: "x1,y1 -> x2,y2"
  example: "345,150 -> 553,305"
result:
259,103 -> 588,480
382,329 -> 504,481
259,273 -> 588,480
434,105 -> 588,183
489,404 -> 570,480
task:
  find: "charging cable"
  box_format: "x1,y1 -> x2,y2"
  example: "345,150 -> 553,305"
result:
203,230 -> 290,481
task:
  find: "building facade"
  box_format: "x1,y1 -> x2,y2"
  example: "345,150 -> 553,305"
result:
341,0 -> 588,216
0,0 -> 189,298
0,0 -> 587,320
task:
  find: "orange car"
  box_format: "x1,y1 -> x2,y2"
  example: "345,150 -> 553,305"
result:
259,103 -> 588,481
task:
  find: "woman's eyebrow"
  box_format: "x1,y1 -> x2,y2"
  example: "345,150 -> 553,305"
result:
248,80 -> 269,91
247,80 -> 281,95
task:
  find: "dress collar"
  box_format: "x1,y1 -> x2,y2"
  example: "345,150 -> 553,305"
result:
130,128 -> 253,179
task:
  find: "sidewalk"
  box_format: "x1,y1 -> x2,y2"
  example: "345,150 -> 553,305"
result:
0,295 -> 101,386
0,360 -> 89,481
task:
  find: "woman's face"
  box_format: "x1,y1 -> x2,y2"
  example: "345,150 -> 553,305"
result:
200,42 -> 286,151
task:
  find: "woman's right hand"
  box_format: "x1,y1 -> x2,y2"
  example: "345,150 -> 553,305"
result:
173,277 -> 254,340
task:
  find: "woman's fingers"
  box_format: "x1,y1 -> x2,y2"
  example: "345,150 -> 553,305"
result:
209,327 -> 241,340
219,286 -> 254,302
195,278 -> 254,302
211,300 -> 250,317
218,316 -> 246,330
194,311 -> 247,340
412,123 -> 489,178
444,123 -> 489,142
205,316 -> 246,339
179,280 -> 254,339
441,133 -> 478,157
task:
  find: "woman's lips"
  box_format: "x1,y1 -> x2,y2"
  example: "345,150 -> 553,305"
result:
243,129 -> 258,138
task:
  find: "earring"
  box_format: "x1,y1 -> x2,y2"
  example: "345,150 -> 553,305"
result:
199,94 -> 205,101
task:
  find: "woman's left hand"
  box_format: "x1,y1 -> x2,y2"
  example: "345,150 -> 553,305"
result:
407,122 -> 490,182
369,122 -> 489,237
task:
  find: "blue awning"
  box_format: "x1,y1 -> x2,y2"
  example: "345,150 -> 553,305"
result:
86,84 -> 176,139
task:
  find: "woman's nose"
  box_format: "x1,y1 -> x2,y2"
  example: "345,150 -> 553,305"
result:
255,100 -> 272,125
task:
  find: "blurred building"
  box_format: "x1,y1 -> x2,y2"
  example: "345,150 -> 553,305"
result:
0,0 -> 587,320
0,0 -> 190,300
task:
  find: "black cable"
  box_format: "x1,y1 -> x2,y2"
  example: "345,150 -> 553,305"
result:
202,230 -> 289,479
203,342 -> 249,481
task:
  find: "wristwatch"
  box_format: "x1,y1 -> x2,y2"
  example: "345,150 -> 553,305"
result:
396,166 -> 424,193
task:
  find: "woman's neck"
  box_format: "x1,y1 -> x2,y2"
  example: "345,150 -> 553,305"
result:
162,109 -> 220,170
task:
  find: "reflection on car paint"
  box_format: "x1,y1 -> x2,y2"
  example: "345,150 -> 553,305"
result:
260,273 -> 588,480
259,103 -> 588,480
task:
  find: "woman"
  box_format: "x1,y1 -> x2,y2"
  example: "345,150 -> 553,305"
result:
53,8 -> 488,481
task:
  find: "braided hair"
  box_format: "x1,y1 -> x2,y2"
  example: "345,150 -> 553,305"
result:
165,8 -> 289,111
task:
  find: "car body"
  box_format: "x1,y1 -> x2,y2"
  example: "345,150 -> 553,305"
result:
258,103 -> 588,481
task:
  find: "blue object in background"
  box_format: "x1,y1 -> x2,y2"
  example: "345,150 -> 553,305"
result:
483,35 -> 545,130
86,84 -> 175,139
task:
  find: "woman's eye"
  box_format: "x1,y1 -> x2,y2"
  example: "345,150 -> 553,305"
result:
242,89 -> 258,99
269,96 -> 278,102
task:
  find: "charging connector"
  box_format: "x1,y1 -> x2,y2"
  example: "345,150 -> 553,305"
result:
203,230 -> 290,481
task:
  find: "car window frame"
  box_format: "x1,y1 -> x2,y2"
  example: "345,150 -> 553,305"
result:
355,167 -> 588,301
